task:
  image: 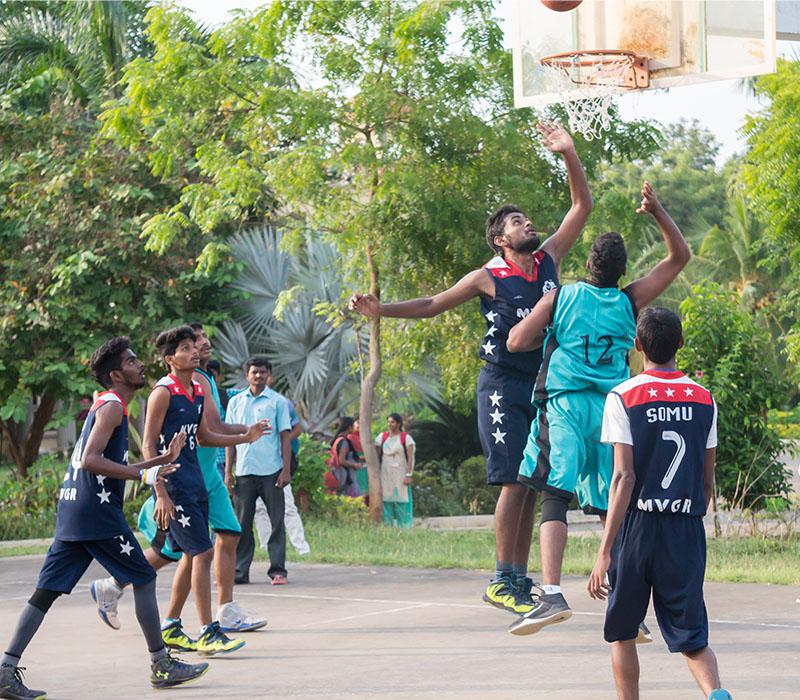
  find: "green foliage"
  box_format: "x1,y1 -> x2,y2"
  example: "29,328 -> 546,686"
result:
678,282 -> 790,508
315,494 -> 370,524
0,455 -> 61,539
769,408 -> 800,440
456,455 -> 498,515
412,401 -> 482,466
292,434 -> 329,511
413,456 -> 497,517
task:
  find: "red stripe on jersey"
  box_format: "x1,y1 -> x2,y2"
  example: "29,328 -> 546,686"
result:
621,382 -> 712,409
91,391 -> 128,416
165,374 -> 204,400
485,251 -> 544,282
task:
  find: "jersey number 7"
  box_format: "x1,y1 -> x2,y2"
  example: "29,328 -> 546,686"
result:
660,431 -> 686,490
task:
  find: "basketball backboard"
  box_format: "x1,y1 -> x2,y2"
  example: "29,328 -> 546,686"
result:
512,0 -> 782,109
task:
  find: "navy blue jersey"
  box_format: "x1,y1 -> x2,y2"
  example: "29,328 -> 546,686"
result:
55,391 -> 130,541
479,251 -> 558,378
602,370 -> 717,517
153,374 -> 207,502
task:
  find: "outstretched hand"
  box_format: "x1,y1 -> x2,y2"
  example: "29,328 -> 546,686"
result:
538,122 -> 575,154
165,431 -> 187,462
348,293 -> 380,317
635,181 -> 663,215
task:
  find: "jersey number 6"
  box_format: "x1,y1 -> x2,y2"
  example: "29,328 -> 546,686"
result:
660,431 -> 686,489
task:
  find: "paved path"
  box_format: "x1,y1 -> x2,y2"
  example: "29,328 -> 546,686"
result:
0,557 -> 798,699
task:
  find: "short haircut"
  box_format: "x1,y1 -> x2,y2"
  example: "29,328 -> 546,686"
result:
155,325 -> 196,359
206,359 -> 222,374
90,337 -> 132,389
587,232 -> 627,287
188,322 -> 204,332
636,307 -> 683,365
245,356 -> 271,373
485,204 -> 526,255
388,412 -> 404,429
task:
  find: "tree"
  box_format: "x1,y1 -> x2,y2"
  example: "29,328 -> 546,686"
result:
678,282 -> 789,508
0,103 -> 235,477
100,1 -> 659,520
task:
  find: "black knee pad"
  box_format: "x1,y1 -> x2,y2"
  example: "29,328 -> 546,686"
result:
540,490 -> 570,524
28,588 -> 61,613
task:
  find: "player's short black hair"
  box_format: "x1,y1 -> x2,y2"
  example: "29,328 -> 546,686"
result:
485,204 -> 526,255
188,322 -> 204,332
155,325 -> 196,358
636,307 -> 683,364
587,232 -> 627,287
388,412 -> 404,429
245,356 -> 272,373
90,336 -> 131,389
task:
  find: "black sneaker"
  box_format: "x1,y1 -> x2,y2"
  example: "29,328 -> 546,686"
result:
483,576 -> 535,615
0,664 -> 46,700
507,592 -> 572,635
515,577 -> 543,607
196,621 -> 246,657
150,652 -> 209,689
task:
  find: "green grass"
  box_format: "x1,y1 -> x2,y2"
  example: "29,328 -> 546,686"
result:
2,519 -> 798,585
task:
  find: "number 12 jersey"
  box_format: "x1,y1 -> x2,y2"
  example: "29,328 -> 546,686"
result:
602,369 -> 717,517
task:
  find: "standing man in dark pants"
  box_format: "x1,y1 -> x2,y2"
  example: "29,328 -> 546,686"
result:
225,357 -> 293,585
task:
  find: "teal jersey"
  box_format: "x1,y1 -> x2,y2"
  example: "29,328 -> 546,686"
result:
196,367 -> 223,481
534,282 -> 637,402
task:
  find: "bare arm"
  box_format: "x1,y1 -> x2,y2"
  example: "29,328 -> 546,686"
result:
624,182 -> 691,310
337,439 -> 361,469
276,431 -> 292,488
288,422 -> 301,442
197,408 -> 268,447
506,290 -> 556,353
193,372 -> 248,434
143,387 -> 175,529
224,445 -> 236,495
587,443 -> 636,600
538,123 -> 593,268
349,268 -> 493,319
703,447 -> 717,510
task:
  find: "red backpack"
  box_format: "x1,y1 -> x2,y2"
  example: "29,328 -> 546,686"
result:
324,436 -> 350,493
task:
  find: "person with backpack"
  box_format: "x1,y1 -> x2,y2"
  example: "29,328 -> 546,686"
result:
325,417 -> 365,496
375,413 -> 416,528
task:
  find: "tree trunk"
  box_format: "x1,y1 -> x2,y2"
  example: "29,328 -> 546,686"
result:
0,393 -> 58,479
360,242 -> 383,523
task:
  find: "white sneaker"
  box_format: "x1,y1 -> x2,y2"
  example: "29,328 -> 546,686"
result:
217,601 -> 267,633
90,577 -> 124,630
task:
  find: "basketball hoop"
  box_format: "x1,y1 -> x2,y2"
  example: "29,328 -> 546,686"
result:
539,50 -> 649,140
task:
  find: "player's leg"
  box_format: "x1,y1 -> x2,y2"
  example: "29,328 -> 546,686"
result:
284,485 -> 311,554
611,640 -> 640,700
233,475 -> 259,584
259,473 -> 287,582
683,646 -> 723,697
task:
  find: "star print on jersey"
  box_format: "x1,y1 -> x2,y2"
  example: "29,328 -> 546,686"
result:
178,513 -> 191,528
489,391 -> 502,407
489,409 -> 505,424
96,474 -> 106,485
684,387 -> 694,396
665,388 -> 675,397
481,340 -> 496,356
648,388 -> 658,398
97,488 -> 111,504
485,325 -> 497,338
492,428 -> 506,444
497,269 -> 509,278
485,310 -> 498,324
120,540 -> 134,556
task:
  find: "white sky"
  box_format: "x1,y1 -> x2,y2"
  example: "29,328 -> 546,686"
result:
178,0 -> 800,165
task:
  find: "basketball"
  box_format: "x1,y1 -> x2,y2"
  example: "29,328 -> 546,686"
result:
540,0 -> 583,11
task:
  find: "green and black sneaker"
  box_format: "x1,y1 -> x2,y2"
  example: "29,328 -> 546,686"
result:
161,619 -> 198,652
0,664 -> 46,700
150,653 -> 209,689
482,575 -> 535,615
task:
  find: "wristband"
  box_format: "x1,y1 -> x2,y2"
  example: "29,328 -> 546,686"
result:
139,469 -> 145,483
405,472 -> 413,477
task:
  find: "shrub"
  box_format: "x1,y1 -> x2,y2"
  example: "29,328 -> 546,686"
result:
315,493 -> 370,524
293,434 -> 329,513
0,454 -> 63,540
413,460 -> 469,517
456,455 -> 498,515
679,282 -> 790,508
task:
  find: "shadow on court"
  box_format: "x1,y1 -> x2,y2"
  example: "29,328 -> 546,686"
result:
0,557 -> 797,699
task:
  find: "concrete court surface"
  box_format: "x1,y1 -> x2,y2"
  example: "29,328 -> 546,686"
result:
0,556 -> 798,700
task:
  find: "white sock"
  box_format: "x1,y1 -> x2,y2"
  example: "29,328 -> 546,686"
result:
542,584 -> 562,595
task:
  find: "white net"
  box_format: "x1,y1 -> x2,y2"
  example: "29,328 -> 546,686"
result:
540,52 -> 634,141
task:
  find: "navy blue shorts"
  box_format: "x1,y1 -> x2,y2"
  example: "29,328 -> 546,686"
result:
36,533 -> 155,593
477,364 -> 536,485
605,511 -> 708,653
163,498 -> 212,556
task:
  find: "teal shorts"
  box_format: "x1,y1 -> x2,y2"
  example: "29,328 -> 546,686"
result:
517,391 -> 611,513
138,469 -> 241,562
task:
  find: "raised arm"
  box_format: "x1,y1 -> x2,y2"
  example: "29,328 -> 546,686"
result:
349,268 -> 493,319
624,182 -> 691,311
506,289 -> 556,353
197,408 -> 268,448
538,123 -> 593,267
587,442 -> 636,600
193,372 -> 248,435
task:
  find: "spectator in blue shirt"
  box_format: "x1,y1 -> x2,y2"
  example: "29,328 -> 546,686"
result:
225,357 -> 292,585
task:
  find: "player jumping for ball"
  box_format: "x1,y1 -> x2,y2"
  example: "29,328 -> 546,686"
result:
589,307 -> 732,700
0,338 -> 209,700
350,123 -> 592,615
506,182 -> 689,634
